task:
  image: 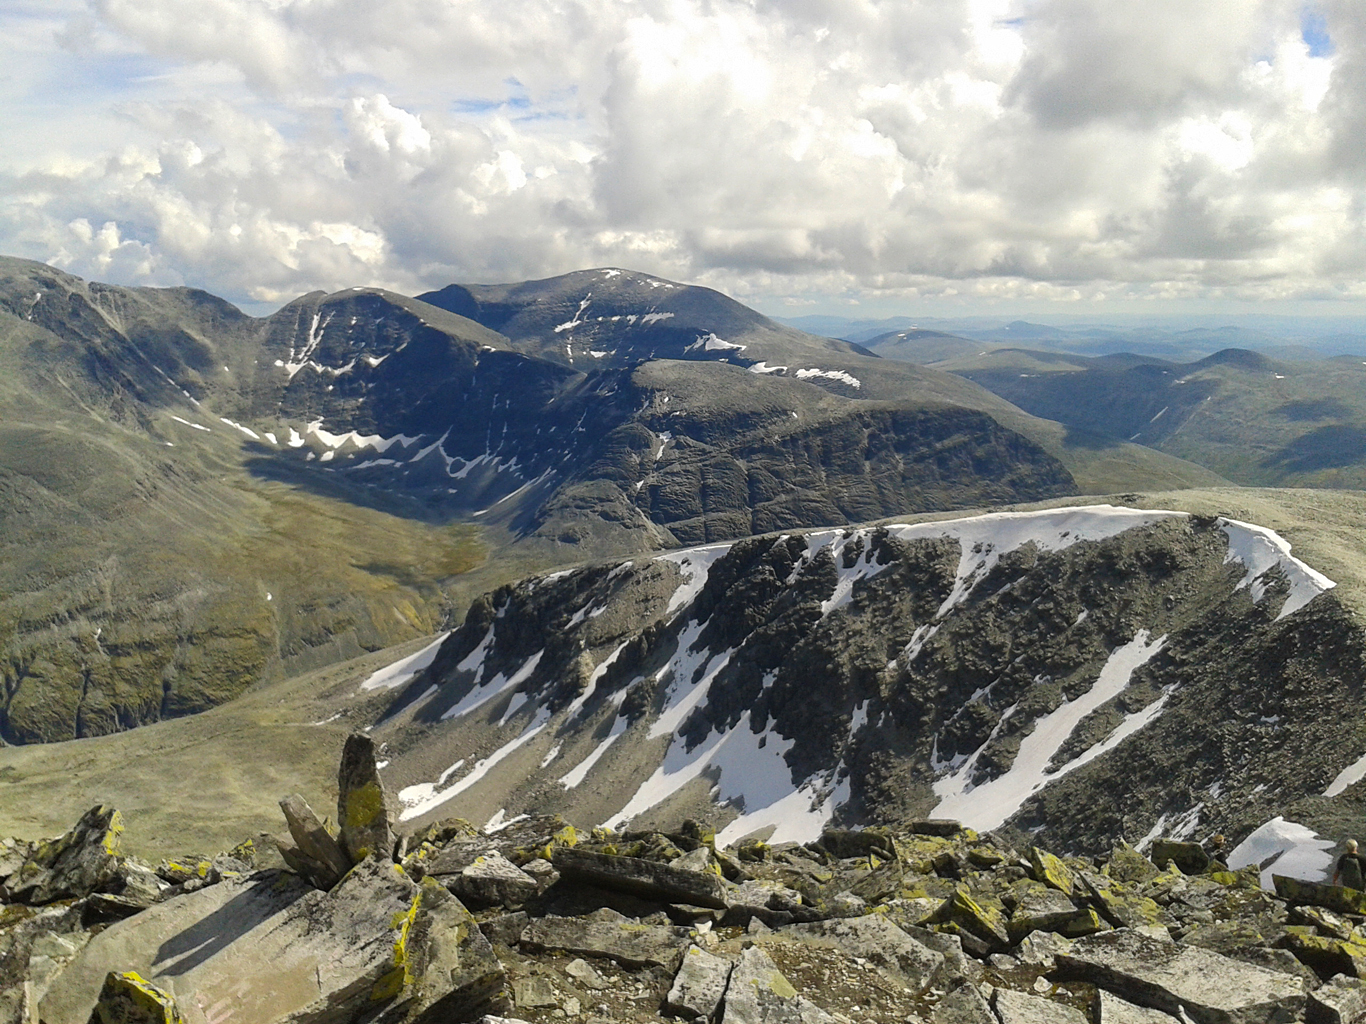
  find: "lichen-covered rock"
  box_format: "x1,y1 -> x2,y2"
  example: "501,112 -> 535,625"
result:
38,860 -> 421,1024
1150,841 -> 1211,876
1097,989 -> 1180,1024
1057,928 -> 1308,1024
1107,843 -> 1161,886
7,806 -> 123,904
1307,974 -> 1366,1024
519,908 -> 692,969
88,971 -> 183,1024
720,946 -> 834,1024
1030,847 -> 1077,896
380,877 -> 510,1021
442,852 -> 539,910
1281,931 -> 1366,980
338,733 -> 395,865
1274,875 -> 1366,916
277,793 -> 351,891
665,944 -> 732,1020
783,913 -> 943,993
931,890 -> 1011,951
932,981 -> 996,1024
1009,886 -> 1105,941
993,987 -> 1088,1024
551,847 -> 727,909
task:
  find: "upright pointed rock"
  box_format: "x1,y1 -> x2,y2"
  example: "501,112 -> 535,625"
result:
338,733 -> 395,865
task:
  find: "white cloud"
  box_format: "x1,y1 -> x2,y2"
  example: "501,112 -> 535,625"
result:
0,0 -> 1361,311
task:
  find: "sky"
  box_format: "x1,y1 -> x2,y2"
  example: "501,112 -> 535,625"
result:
1,0 -> 1364,318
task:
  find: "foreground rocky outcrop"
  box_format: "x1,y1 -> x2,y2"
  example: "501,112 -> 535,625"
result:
4,738 -> 1366,1024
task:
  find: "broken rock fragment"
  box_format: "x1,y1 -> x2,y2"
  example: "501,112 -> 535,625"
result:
783,913 -> 943,993
720,945 -> 834,1024
278,793 -> 351,890
665,943 -> 732,1020
519,907 -> 691,969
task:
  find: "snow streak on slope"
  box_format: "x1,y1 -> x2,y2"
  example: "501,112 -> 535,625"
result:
1324,751 -> 1366,797
1219,518 -> 1335,620
359,633 -> 449,692
605,709 -> 849,846
932,630 -> 1168,831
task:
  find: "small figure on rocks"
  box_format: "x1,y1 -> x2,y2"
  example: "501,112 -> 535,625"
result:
1332,838 -> 1366,890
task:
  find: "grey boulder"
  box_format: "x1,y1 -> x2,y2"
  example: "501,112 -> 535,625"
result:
1057,928 -> 1308,1024
783,913 -> 943,993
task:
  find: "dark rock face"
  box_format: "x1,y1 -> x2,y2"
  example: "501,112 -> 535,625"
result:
377,506 -> 1363,857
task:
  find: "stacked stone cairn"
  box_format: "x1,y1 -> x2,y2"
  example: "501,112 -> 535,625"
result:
3,737 -> 1366,1023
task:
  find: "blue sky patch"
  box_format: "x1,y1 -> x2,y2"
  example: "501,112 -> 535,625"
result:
1301,7 -> 1333,58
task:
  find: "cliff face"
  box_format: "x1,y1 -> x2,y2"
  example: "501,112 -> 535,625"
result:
376,505 -> 1366,856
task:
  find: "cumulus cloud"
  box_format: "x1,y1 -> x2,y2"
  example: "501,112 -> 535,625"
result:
0,0 -> 1362,310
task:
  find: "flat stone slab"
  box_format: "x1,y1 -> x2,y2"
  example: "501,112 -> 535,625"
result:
665,944 -> 733,1020
720,946 -> 834,1024
782,914 -> 943,993
445,851 -> 539,909
932,981 -> 996,1024
1056,928 -> 1308,1024
519,908 -> 691,969
1098,990 -> 1181,1024
551,847 -> 727,909
40,862 -> 414,1024
994,988 -> 1088,1024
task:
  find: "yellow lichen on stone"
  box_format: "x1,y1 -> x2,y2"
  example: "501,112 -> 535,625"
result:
101,811 -> 125,856
345,781 -> 386,830
92,970 -> 184,1024
763,969 -> 797,999
373,891 -> 423,1002
1030,846 -> 1075,896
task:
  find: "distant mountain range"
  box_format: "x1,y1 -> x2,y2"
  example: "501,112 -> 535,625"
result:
777,313 -> 1366,363
1,257 -> 1217,745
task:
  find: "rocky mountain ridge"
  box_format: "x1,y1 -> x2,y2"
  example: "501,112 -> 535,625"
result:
365,504 -> 1366,861
6,738 -> 1366,1024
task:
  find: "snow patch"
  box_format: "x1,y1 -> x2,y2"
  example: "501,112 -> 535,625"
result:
1228,817 -> 1335,888
931,630 -> 1168,831
359,633 -> 449,692
657,544 -> 732,616
440,649 -> 543,721
398,707 -> 552,822
605,709 -> 848,846
1325,750 -> 1366,797
219,418 -> 260,440
171,416 -> 210,432
795,368 -> 861,388
686,333 -> 746,354
559,716 -> 629,789
748,362 -> 787,374
884,506 -> 1181,618
1219,518 -> 1335,620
